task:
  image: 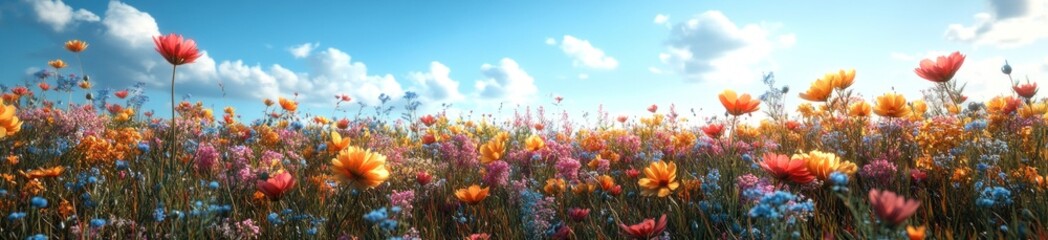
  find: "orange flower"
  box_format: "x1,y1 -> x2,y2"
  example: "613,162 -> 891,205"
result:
65,40 -> 88,53
330,146 -> 390,189
638,161 -> 680,197
543,178 -> 566,196
419,114 -> 436,127
619,214 -> 668,239
832,69 -> 856,90
873,93 -> 910,118
758,153 -> 815,184
718,90 -> 761,116
256,171 -> 296,201
700,123 -> 725,138
24,166 -> 65,179
907,225 -> 927,240
595,175 -> 617,191
454,185 -> 490,205
279,97 -> 298,112
48,59 -> 67,69
263,98 -> 275,107
572,182 -> 596,194
795,150 -> 856,181
0,99 -> 23,139
328,131 -> 351,152
479,135 -> 507,165
799,75 -> 835,102
914,51 -> 965,83
1013,82 -> 1038,99
153,33 -> 203,66
525,134 -> 545,151
869,189 -> 920,226
849,101 -> 872,117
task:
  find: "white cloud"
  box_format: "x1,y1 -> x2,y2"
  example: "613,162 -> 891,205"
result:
945,0 -> 1048,48
475,58 -> 538,104
660,10 -> 794,84
654,14 -> 670,25
648,67 -> 664,74
288,42 -> 319,59
954,56 -> 1047,100
408,61 -> 464,103
556,35 -> 619,70
545,37 -> 557,45
25,0 -> 99,31
578,73 -> 589,80
102,1 -> 160,48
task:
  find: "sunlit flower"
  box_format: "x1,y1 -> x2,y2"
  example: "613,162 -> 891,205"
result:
65,40 -> 88,53
279,97 -> 298,112
153,33 -> 203,66
914,51 -> 965,83
832,69 -> 856,90
799,76 -> 834,102
331,146 -> 390,189
795,150 -> 856,181
257,171 -> 296,201
454,185 -> 490,205
849,101 -> 872,117
544,178 -> 566,195
647,104 -> 658,113
328,131 -> 351,152
48,59 -> 67,69
638,161 -> 680,197
596,175 -> 617,191
911,100 -> 927,116
700,123 -> 725,138
24,166 -> 65,179
416,171 -> 432,186
619,214 -> 668,239
718,90 -> 761,116
114,90 -> 129,99
987,96 -> 1022,115
525,134 -> 545,151
873,93 -> 910,118
419,114 -> 436,127
263,98 -> 274,107
907,225 -> 926,240
759,153 -> 815,184
1019,103 -> 1047,118
479,134 -> 507,165
1014,82 -> 1038,99
869,189 -> 920,226
0,99 -> 23,139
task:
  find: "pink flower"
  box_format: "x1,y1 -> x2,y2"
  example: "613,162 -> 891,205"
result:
568,208 -> 590,222
914,51 -> 965,83
153,33 -> 202,66
619,214 -> 667,239
868,189 -> 920,226
256,171 -> 296,201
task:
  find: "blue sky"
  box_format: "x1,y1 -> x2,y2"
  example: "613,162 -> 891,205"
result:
2,0 -> 1047,123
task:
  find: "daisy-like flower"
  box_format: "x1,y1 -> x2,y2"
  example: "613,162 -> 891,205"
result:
525,134 -> 545,151
849,101 -> 872,117
454,185 -> 490,205
0,99 -> 23,139
638,161 -> 680,197
257,171 -> 296,201
794,150 -> 856,181
914,51 -> 965,83
873,93 -> 911,118
65,40 -> 88,53
619,214 -> 668,239
869,189 -> 920,226
479,134 -> 507,165
718,90 -> 761,116
279,97 -> 298,112
328,131 -> 351,153
799,75 -> 835,102
758,153 -> 815,184
330,146 -> 390,189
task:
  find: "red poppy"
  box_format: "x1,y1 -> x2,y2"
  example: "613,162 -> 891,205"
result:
914,51 -> 965,83
647,104 -> 658,113
619,214 -> 668,239
1014,82 -> 1038,99
758,153 -> 815,184
256,171 -> 296,201
419,114 -> 436,127
701,123 -> 725,138
38,82 -> 51,91
115,90 -> 129,99
869,189 -> 920,226
153,33 -> 203,66
416,171 -> 433,186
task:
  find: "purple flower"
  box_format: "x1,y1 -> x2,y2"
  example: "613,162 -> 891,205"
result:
483,160 -> 511,187
555,157 -> 581,181
861,159 -> 897,187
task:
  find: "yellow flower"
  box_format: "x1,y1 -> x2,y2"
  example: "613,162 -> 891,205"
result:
328,131 -> 351,153
543,178 -> 566,196
525,134 -> 545,151
65,40 -> 88,53
1019,102 -> 1047,118
0,99 -> 23,139
638,161 -> 680,197
911,100 -> 927,115
799,77 -> 834,102
794,150 -> 856,181
797,103 -> 816,117
330,146 -> 390,189
455,185 -> 490,205
479,134 -> 507,164
906,225 -> 926,240
572,182 -> 596,194
48,59 -> 67,69
832,69 -> 856,90
873,93 -> 911,118
849,101 -> 872,117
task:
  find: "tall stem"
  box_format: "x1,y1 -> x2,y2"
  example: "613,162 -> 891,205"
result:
170,65 -> 178,168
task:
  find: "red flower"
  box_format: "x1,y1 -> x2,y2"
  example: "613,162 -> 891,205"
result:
868,189 -> 920,226
11,87 -> 30,96
256,171 -> 296,201
114,89 -> 129,99
625,168 -> 640,179
700,123 -> 725,138
416,171 -> 432,186
153,33 -> 202,66
38,82 -> 51,91
758,153 -> 815,184
617,115 -> 628,123
568,208 -> 590,222
914,51 -> 965,83
1014,82 -> 1038,99
647,104 -> 658,113
419,114 -> 436,127
910,169 -> 927,183
533,123 -> 544,131
554,96 -> 564,103
337,118 -> 350,129
619,214 -> 667,239
421,134 -> 436,145
550,225 -> 572,240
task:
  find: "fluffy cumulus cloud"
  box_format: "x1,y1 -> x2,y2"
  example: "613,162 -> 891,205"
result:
408,61 -> 464,103
946,0 -> 1048,48
475,58 -> 538,104
20,1 -> 413,106
654,14 -> 670,25
554,35 -> 619,70
25,0 -> 99,31
659,10 -> 795,83
288,42 -> 319,59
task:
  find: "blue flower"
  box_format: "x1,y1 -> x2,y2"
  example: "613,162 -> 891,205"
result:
25,234 -> 47,240
379,219 -> 398,231
7,212 -> 27,221
208,181 -> 220,190
268,212 -> 284,225
89,218 -> 106,229
115,160 -> 129,171
364,208 -> 388,223
30,197 -> 48,208
153,207 -> 166,222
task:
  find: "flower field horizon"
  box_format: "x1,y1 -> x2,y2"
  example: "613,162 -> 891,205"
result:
1,34 -> 1047,240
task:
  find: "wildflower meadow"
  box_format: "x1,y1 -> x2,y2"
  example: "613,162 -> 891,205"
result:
3,26 -> 1048,240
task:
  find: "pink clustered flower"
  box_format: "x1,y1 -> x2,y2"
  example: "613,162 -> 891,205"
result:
861,159 -> 898,187
483,160 -> 512,187
555,157 -> 581,181
194,143 -> 219,172
389,190 -> 416,217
